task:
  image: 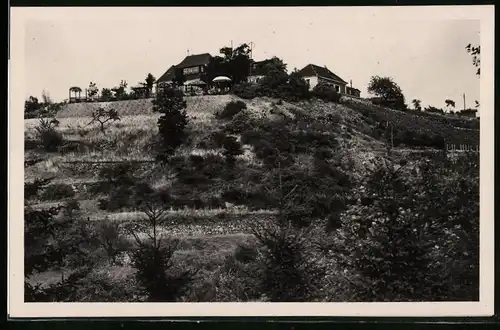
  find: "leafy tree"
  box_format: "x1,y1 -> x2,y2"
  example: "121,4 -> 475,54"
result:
259,57 -> 289,92
465,43 -> 480,76
34,118 -> 63,152
24,181 -> 99,302
88,108 -> 121,133
411,99 -> 422,111
100,88 -> 113,101
139,73 -> 156,97
152,87 -> 189,163
112,80 -> 128,100
225,43 -> 252,84
283,70 -> 311,101
368,76 -> 406,110
25,96 -> 42,118
445,99 -> 455,109
87,82 -> 99,100
41,90 -> 52,104
204,56 -> 228,83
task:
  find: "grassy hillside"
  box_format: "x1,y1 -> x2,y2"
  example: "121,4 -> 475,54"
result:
24,94 -> 480,302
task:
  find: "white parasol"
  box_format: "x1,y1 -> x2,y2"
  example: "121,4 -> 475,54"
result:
212,76 -> 232,83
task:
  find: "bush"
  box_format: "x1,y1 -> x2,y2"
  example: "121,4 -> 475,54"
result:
216,100 -> 247,120
131,240 -> 197,302
96,220 -> 130,264
233,82 -> 259,99
222,136 -> 244,167
252,219 -> 326,302
312,84 -> 341,103
40,183 -> 75,201
234,244 -> 258,263
34,118 -> 64,152
225,110 -> 256,134
335,156 -> 479,301
153,87 -> 189,162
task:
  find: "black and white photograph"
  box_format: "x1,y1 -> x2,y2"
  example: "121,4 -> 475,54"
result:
9,5 -> 494,317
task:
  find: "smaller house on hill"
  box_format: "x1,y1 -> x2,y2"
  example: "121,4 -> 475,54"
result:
297,64 -> 348,93
346,86 -> 361,98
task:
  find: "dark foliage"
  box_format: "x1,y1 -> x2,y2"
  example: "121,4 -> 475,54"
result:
335,154 -> 479,301
312,83 -> 341,103
153,87 -> 189,163
40,183 -> 75,201
222,136 -> 244,167
216,100 -> 247,120
34,118 -> 64,152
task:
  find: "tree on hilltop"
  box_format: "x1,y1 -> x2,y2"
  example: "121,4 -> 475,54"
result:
412,99 -> 422,111
368,76 -> 406,110
445,99 -> 455,110
466,43 -> 480,76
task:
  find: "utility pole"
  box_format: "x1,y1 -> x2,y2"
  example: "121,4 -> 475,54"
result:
463,93 -> 466,110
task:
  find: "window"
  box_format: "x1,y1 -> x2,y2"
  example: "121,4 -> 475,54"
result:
306,79 -> 310,86
183,66 -> 200,75
335,85 -> 340,92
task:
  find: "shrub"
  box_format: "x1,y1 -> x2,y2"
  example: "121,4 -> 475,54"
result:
312,84 -> 341,103
153,87 -> 189,163
40,183 -> 75,201
335,155 -> 479,301
222,136 -> 244,167
25,177 -> 53,200
130,241 -> 196,302
216,100 -> 247,120
234,244 -> 258,263
96,220 -> 130,264
233,82 -> 259,99
34,118 -> 64,152
253,223 -> 326,302
225,110 -> 256,134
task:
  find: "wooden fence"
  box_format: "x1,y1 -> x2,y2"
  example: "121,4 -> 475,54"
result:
446,144 -> 479,152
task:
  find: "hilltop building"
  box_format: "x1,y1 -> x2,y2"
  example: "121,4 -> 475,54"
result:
155,53 -> 212,92
297,64 -> 349,94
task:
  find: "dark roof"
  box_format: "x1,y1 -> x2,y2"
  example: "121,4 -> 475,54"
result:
176,53 -> 212,69
347,86 -> 360,92
298,64 -> 347,84
156,65 -> 176,84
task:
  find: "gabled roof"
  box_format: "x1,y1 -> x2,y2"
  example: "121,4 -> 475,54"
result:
298,64 -> 347,84
156,65 -> 176,84
176,53 -> 212,69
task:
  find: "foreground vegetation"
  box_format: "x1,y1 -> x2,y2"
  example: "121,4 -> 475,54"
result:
24,85 -> 479,302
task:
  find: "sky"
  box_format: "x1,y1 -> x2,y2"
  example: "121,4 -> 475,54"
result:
23,7 -> 480,111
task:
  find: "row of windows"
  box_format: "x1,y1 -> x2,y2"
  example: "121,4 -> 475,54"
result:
183,66 -> 204,75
